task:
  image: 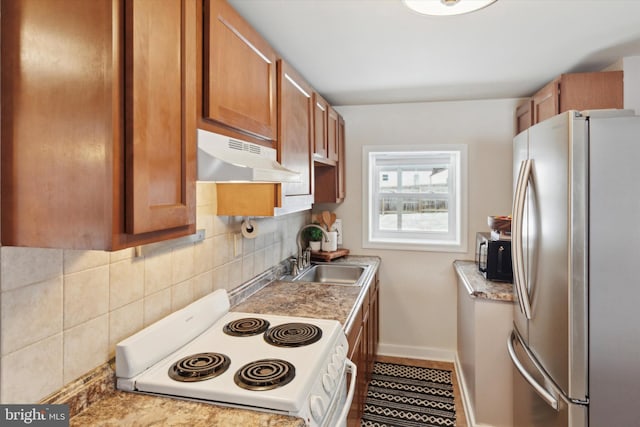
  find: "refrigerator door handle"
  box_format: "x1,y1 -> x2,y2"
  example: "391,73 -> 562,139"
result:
508,330 -> 561,411
512,159 -> 533,319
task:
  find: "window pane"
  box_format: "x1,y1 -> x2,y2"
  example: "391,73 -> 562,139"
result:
379,171 -> 397,191
379,197 -> 399,230
377,197 -> 448,232
365,145 -> 466,252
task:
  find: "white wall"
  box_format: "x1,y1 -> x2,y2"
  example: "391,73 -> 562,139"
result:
334,99 -> 520,360
623,56 -> 640,113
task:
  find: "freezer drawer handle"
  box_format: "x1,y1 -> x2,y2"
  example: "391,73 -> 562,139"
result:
507,330 -> 559,411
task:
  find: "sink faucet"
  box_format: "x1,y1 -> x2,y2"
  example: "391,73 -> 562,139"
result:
294,224 -> 330,274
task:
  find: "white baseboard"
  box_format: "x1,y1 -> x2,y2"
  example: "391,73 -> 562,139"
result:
455,353 -> 478,427
377,343 -> 456,362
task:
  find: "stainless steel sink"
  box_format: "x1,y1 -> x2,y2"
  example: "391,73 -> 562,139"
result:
292,263 -> 367,286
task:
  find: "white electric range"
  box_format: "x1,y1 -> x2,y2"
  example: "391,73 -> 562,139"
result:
116,289 -> 356,427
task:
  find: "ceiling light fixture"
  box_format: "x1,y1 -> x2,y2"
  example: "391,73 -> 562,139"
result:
402,0 -> 497,16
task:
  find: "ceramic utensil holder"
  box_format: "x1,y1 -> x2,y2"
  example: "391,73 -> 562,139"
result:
321,231 -> 338,252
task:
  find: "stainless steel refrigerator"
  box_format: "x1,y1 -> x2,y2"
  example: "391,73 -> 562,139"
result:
509,110 -> 640,427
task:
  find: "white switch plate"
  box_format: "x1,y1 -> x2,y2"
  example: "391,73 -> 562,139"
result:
333,219 -> 343,245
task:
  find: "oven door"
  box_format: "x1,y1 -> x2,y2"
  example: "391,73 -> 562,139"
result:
322,359 -> 356,427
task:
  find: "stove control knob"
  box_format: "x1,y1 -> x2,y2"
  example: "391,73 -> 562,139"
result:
332,352 -> 345,366
322,373 -> 335,394
309,395 -> 325,422
328,362 -> 340,381
336,344 -> 347,359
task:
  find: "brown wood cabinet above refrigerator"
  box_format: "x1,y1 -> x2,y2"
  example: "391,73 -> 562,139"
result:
202,0 -> 277,144
0,0 -> 197,250
515,71 -> 623,134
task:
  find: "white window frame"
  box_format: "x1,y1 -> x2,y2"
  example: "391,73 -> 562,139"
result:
362,144 -> 468,253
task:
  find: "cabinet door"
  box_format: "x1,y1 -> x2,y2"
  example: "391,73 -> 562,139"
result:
328,107 -> 339,161
277,60 -> 313,208
532,79 -> 559,124
204,0 -> 277,141
337,115 -> 346,201
559,71 -> 623,113
313,93 -> 329,159
126,0 -> 196,235
347,325 -> 365,427
1,0 -> 116,248
516,99 -> 533,134
368,280 -> 379,377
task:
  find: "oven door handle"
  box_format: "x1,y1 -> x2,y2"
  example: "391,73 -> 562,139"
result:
336,359 -> 357,425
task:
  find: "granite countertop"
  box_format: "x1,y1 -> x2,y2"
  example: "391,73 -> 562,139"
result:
233,255 -> 380,335
70,391 -> 305,427
64,255 -> 380,426
453,260 -> 514,302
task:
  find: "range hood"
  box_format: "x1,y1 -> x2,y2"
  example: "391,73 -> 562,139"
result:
197,129 -> 301,183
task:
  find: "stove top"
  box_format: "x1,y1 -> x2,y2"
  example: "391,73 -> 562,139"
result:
116,290 -> 348,418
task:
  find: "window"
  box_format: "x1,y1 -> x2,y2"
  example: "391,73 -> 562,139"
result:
363,145 -> 467,252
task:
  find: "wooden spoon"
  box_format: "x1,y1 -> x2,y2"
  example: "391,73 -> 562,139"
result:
322,211 -> 332,230
328,212 -> 337,231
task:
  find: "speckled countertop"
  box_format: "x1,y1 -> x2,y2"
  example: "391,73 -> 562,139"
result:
63,255 -> 380,427
453,260 -> 514,302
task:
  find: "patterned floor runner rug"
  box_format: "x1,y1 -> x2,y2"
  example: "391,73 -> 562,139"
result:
361,362 -> 456,427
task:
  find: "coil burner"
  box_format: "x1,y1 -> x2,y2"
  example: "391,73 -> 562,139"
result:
168,352 -> 230,382
264,323 -> 323,347
234,359 -> 296,391
223,317 -> 270,337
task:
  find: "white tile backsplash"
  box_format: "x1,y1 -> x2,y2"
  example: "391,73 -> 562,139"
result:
109,258 -> 145,310
170,279 -> 194,311
144,248 -> 173,295
1,277 -> 63,356
171,244 -> 195,284
64,315 -> 109,383
108,301 -> 143,355
1,334 -> 63,404
0,186 -> 309,403
63,266 -> 109,329
63,250 -> 110,275
143,288 -> 172,327
0,246 -> 62,292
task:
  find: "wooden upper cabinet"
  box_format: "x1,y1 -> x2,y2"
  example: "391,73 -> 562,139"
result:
277,60 -> 314,210
313,93 -> 330,160
337,115 -> 346,201
204,0 -> 277,141
1,0 -> 196,250
518,71 -> 624,134
532,78 -> 560,124
314,110 -> 346,204
328,107 -> 339,162
515,99 -> 534,135
126,0 -> 196,235
558,71 -> 623,112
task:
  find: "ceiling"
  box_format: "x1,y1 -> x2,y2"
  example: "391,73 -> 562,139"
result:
227,0 -> 640,106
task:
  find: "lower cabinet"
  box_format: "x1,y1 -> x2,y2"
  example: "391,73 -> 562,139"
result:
347,272 -> 379,426
456,270 -> 514,426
